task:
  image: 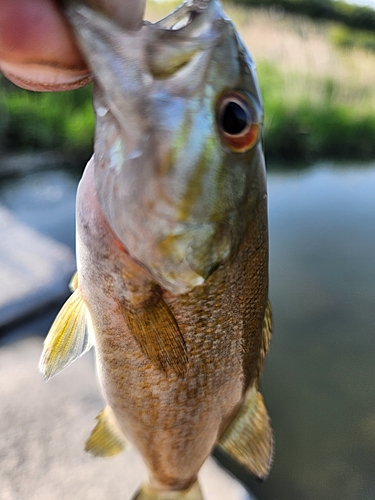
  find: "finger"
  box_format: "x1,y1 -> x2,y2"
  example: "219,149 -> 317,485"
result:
0,0 -> 91,91
0,0 -> 146,92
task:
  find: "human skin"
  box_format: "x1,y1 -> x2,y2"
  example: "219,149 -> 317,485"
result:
0,0 -> 146,91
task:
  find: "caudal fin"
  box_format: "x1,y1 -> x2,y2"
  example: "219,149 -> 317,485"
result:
132,482 -> 203,500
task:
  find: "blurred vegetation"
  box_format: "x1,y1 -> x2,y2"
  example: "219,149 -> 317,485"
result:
260,62 -> 375,162
329,25 -> 375,53
2,0 -> 375,164
227,2 -> 375,162
0,78 -> 94,154
226,0 -> 375,33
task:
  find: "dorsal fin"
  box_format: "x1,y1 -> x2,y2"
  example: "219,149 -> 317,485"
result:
121,289 -> 188,378
85,406 -> 126,457
39,288 -> 94,381
218,385 -> 273,479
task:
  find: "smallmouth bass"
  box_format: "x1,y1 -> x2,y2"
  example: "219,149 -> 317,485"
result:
40,1 -> 273,499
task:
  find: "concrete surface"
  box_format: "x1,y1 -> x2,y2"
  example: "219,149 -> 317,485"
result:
0,199 -> 254,499
0,205 -> 75,327
0,336 -> 255,500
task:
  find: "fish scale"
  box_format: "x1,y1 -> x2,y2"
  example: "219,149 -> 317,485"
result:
39,1 -> 273,498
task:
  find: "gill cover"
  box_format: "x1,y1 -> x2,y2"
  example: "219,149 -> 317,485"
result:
67,0 -> 266,294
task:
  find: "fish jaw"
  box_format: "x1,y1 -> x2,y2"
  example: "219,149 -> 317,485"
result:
67,0 -> 266,294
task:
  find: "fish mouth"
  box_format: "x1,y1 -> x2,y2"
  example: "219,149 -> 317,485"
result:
68,0 -> 253,294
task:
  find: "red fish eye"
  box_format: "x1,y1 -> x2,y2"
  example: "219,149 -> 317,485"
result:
217,91 -> 260,153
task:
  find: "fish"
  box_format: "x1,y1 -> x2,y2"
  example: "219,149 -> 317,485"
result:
39,1 -> 273,499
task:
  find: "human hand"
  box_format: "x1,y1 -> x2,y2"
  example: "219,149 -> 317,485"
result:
0,0 -> 146,91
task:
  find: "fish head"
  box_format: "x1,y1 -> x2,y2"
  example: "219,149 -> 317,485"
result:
68,0 -> 267,294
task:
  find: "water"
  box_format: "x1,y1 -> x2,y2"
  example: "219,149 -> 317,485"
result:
252,163 -> 375,500
0,162 -> 374,500
0,168 -> 79,251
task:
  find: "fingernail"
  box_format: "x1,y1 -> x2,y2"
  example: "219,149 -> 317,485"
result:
0,60 -> 92,91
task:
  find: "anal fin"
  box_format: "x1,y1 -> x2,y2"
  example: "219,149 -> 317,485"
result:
218,385 -> 273,479
85,406 -> 126,457
39,288 -> 94,381
121,289 -> 188,378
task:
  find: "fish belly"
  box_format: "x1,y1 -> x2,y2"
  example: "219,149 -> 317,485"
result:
76,158 -> 267,489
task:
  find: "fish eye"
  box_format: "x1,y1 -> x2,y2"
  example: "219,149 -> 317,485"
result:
217,91 -> 260,153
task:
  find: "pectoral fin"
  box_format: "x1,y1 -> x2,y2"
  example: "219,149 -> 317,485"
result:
69,271 -> 79,292
85,406 -> 126,457
122,290 -> 188,378
218,385 -> 273,479
39,288 -> 94,381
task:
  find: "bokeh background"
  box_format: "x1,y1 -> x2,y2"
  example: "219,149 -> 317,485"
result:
1,1 -> 374,499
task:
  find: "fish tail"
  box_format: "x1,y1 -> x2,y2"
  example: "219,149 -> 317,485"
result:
132,481 -> 204,500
